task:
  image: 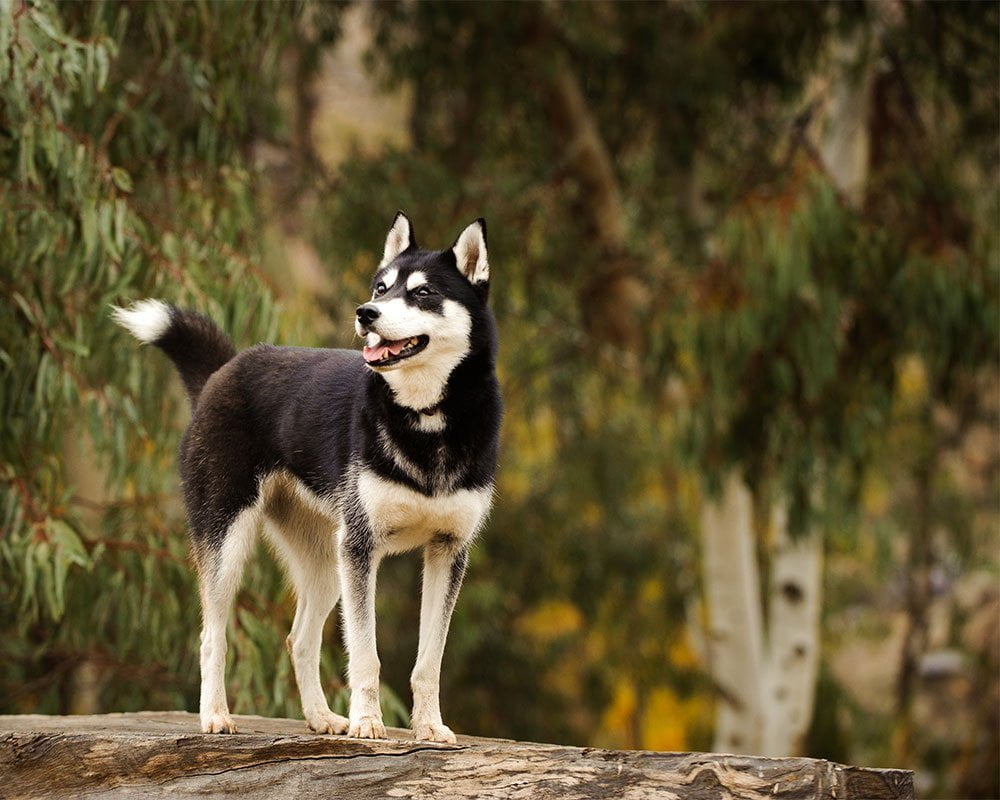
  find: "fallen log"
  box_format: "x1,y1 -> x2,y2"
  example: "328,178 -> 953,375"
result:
0,712 -> 913,799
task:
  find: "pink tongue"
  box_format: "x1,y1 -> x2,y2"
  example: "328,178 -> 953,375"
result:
363,339 -> 406,362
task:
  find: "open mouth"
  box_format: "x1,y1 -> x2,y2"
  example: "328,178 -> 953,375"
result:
362,334 -> 429,367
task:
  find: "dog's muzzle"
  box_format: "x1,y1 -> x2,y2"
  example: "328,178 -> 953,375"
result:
356,304 -> 380,328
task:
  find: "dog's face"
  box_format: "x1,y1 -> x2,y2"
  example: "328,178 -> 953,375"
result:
354,213 -> 493,410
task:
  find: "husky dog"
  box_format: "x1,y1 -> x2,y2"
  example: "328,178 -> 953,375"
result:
113,213 -> 501,743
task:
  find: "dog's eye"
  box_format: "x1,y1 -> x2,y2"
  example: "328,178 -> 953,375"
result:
413,285 -> 433,297
373,282 -> 387,297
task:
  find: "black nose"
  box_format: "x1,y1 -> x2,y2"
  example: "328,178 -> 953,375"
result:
356,304 -> 381,326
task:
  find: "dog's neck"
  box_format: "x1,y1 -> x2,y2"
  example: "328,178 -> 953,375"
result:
372,348 -> 494,420
377,361 -> 452,414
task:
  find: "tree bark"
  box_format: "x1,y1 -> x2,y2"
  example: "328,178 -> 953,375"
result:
701,472 -> 766,755
545,59 -> 627,252
701,480 -> 824,758
542,49 -> 648,352
811,31 -> 873,208
0,712 -> 915,800
762,502 -> 824,757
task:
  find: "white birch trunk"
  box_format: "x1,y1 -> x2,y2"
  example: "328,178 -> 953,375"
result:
761,502 -> 824,757
813,33 -> 872,208
701,473 -> 765,754
809,18 -> 884,208
702,479 -> 824,757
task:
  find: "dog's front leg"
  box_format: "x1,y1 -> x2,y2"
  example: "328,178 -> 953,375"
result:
338,522 -> 386,739
410,538 -> 469,743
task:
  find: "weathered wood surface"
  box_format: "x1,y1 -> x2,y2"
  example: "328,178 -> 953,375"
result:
0,712 -> 913,800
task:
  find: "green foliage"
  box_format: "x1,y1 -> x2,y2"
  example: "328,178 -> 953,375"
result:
681,172 -> 996,530
0,0 -> 406,725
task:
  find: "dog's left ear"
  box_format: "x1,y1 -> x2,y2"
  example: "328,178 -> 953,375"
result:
381,210 -> 417,267
452,218 -> 489,285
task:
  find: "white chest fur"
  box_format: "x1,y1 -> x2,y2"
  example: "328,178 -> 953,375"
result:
355,468 -> 492,555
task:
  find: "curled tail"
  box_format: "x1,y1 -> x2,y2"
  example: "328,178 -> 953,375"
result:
112,299 -> 237,405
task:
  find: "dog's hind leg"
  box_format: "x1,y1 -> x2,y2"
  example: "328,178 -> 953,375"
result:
410,536 -> 469,743
196,507 -> 259,734
287,564 -> 349,734
263,506 -> 349,736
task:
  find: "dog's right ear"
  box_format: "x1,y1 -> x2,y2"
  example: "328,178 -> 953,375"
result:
380,211 -> 417,267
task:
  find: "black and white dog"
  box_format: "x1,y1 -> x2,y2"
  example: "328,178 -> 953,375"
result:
113,213 -> 500,743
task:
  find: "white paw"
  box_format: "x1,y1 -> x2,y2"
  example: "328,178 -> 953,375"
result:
412,722 -> 456,743
306,710 -> 350,735
201,712 -> 238,734
348,715 -> 387,739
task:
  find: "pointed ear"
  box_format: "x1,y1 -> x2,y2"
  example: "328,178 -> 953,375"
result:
452,218 -> 489,284
381,211 -> 416,267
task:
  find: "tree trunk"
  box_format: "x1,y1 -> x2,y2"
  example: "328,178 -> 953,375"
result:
0,712 -> 916,800
701,472 -> 766,754
542,49 -> 647,353
812,31 -> 873,208
701,479 -> 824,757
762,502 -> 824,757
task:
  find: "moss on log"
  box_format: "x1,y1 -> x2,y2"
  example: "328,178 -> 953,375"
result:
0,712 -> 913,799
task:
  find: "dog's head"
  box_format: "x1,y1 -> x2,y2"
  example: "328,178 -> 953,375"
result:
355,212 -> 495,409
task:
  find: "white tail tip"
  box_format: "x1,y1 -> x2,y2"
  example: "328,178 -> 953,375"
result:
111,299 -> 172,344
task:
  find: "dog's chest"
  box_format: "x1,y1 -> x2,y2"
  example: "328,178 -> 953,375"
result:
356,468 -> 492,554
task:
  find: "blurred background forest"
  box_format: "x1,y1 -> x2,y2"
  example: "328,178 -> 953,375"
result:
1,1 -> 997,797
